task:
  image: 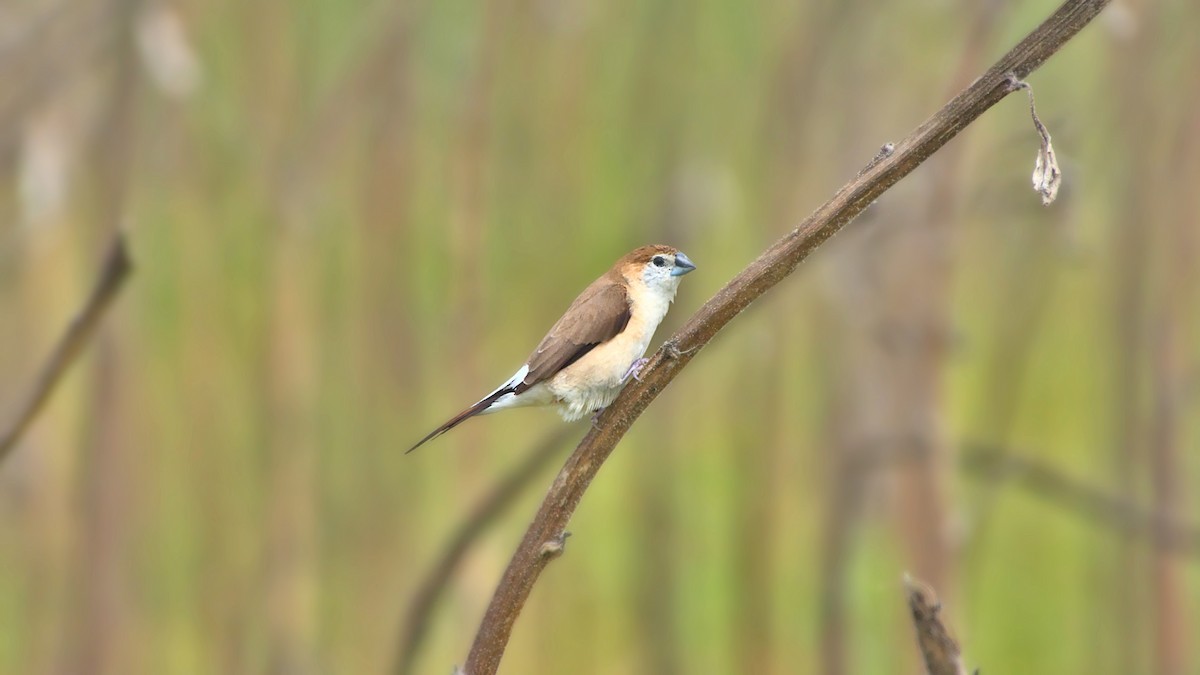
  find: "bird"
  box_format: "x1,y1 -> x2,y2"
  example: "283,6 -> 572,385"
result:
407,244 -> 696,453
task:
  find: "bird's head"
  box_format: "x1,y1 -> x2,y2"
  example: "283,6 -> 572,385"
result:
617,244 -> 697,298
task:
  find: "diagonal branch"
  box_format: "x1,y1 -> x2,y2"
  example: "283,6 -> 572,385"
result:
464,1 -> 1113,672
0,232 -> 133,464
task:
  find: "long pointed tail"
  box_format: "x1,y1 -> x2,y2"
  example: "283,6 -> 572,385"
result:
406,386 -> 514,453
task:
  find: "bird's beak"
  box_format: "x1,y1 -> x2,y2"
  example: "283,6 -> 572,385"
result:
671,252 -> 697,276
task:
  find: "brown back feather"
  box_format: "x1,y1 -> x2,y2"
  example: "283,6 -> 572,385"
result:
518,277 -> 632,392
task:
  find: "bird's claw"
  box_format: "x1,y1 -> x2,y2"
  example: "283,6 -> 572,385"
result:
621,357 -> 650,383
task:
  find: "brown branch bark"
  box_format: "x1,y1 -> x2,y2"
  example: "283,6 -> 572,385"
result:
0,232 -> 133,464
463,1 -> 1113,672
905,576 -> 969,675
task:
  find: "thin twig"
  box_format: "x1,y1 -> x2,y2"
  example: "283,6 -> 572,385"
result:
0,232 -> 133,464
463,1 -> 1112,672
395,426 -> 575,675
904,575 -> 969,675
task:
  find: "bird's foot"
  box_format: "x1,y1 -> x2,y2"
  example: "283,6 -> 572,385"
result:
591,408 -> 604,428
621,357 -> 650,383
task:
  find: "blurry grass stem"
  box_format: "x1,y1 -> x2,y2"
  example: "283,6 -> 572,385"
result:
0,233 -> 132,465
463,1 -> 1113,672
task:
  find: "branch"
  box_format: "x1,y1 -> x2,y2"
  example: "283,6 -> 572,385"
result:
835,438 -> 1200,556
905,576 -> 969,675
0,232 -> 133,464
394,426 -> 575,675
463,1 -> 1112,672
961,442 -> 1200,557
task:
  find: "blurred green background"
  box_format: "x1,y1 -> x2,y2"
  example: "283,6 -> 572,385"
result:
1,0 -> 1197,673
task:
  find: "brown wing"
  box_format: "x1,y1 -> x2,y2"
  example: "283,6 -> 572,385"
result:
517,279 -> 631,392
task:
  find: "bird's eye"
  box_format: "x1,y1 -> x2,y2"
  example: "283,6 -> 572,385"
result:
652,256 -> 666,267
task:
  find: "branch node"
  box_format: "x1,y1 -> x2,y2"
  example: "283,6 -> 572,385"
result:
663,340 -> 697,360
1003,71 -> 1028,93
857,142 -> 896,177
539,531 -> 571,559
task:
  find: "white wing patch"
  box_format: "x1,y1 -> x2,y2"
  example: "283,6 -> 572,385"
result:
474,364 -> 549,416
501,364 -> 529,391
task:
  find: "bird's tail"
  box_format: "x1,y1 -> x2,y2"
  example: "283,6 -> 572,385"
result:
406,385 -> 515,453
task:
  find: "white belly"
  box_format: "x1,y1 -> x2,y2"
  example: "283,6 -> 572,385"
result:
545,294 -> 666,420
